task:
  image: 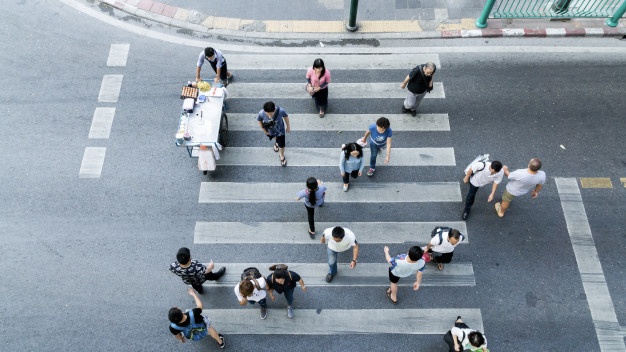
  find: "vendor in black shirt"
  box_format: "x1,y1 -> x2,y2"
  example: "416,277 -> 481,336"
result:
266,264 -> 307,319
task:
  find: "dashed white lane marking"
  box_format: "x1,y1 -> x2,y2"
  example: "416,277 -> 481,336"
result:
229,82 -> 445,99
88,107 -> 115,139
194,221 -> 468,244
199,182 -> 461,203
107,43 -> 130,66
227,113 -> 450,132
206,309 -> 483,335
555,178 -> 626,351
79,147 -> 106,178
97,75 -> 123,103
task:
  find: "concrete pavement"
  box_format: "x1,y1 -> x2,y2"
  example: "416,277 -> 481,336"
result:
101,0 -> 626,40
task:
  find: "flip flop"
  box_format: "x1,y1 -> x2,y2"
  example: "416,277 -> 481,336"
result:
280,156 -> 287,167
386,287 -> 397,304
308,229 -> 315,239
437,263 -> 444,271
495,202 -> 503,217
273,143 -> 279,152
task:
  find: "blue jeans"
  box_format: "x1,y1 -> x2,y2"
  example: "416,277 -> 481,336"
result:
281,287 -> 295,306
369,143 -> 383,169
327,246 -> 339,275
248,298 -> 267,308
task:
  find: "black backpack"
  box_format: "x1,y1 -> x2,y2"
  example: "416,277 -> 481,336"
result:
431,226 -> 452,245
241,267 -> 263,290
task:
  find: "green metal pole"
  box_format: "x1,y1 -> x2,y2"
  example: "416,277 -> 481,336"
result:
346,0 -> 359,32
475,0 -> 497,28
606,0 -> 626,27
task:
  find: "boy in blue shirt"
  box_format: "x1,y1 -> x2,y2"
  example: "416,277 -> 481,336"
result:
360,117 -> 392,176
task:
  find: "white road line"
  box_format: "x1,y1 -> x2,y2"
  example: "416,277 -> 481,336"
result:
226,54 -> 441,69
216,147 -> 455,167
228,82 -> 445,99
555,178 -> 626,352
227,113 -> 450,132
205,309 -> 483,334
106,43 -> 130,66
88,107 -> 116,139
97,75 -> 123,103
79,147 -> 106,178
199,182 -> 461,203
195,221 -> 468,244
199,263 -> 475,287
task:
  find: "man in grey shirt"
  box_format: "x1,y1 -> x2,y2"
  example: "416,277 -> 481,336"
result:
495,158 -> 546,217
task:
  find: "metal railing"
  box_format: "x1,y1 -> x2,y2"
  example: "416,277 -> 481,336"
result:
476,0 -> 626,27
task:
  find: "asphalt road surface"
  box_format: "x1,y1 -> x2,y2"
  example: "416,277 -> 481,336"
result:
1,1 -> 625,351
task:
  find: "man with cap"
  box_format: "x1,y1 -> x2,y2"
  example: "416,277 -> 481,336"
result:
169,247 -> 226,294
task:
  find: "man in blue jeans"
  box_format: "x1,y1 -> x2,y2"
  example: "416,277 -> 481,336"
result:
360,117 -> 392,176
320,226 -> 359,283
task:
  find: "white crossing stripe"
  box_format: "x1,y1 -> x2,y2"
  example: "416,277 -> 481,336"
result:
195,222 -> 468,244
216,147 -> 455,167
79,147 -> 106,178
201,263 -> 475,287
199,182 -> 461,203
97,75 -> 123,103
227,113 -> 450,132
227,53 -> 441,70
106,43 -> 130,66
207,309 -> 482,334
88,107 -> 116,139
555,178 -> 626,351
228,82 -> 445,99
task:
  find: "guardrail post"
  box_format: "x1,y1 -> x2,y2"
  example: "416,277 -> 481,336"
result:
551,0 -> 573,13
476,0 -> 497,28
346,0 -> 359,31
606,0 -> 626,27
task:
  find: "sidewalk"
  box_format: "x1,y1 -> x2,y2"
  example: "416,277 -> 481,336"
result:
101,0 -> 625,40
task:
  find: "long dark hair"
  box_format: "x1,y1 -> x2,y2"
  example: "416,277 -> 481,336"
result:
313,58 -> 326,78
342,142 -> 363,160
306,177 -> 318,205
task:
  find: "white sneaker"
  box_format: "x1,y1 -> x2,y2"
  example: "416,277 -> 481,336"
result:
343,184 -> 348,192
287,306 -> 294,319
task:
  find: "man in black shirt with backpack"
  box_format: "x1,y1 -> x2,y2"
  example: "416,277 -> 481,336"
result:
400,62 -> 436,116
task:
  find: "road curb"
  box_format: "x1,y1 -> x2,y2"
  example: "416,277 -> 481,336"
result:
101,0 -> 626,41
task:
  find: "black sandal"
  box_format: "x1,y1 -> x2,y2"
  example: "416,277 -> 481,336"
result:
280,156 -> 287,167
273,143 -> 279,152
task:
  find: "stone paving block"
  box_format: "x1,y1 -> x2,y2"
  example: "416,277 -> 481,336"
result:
125,0 -> 141,6
446,7 -> 463,19
162,4 -> 177,18
201,16 -> 215,28
150,1 -> 165,14
173,8 -> 189,21
361,20 -> 422,32
396,0 -> 408,9
408,0 -> 421,9
461,18 -> 475,29
137,0 -> 152,11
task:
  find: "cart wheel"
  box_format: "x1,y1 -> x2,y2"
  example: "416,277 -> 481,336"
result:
218,112 -> 229,147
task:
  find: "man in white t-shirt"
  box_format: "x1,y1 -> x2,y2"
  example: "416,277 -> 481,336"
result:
425,227 -> 465,271
320,226 -> 359,283
384,245 -> 425,304
462,160 -> 504,220
495,158 -> 546,218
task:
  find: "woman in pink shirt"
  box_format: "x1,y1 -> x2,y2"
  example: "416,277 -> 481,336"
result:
306,58 -> 331,118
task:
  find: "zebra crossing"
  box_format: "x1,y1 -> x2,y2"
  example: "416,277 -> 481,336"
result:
189,53 -> 483,338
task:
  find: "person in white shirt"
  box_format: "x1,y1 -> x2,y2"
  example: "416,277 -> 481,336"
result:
444,316 -> 488,352
425,227 -> 465,271
495,158 -> 546,218
235,273 -> 268,319
384,245 -> 425,304
462,160 -> 504,220
320,226 -> 359,283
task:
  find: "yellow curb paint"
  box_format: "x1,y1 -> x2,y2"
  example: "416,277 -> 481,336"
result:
620,178 -> 626,187
436,22 -> 463,31
579,178 -> 613,188
461,18 -> 476,30
360,20 -> 422,32
201,15 -> 215,28
212,17 -> 241,31
173,8 -> 189,22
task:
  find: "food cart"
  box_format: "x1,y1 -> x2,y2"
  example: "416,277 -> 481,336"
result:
175,84 -> 229,173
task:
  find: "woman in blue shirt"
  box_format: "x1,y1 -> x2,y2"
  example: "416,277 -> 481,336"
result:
339,142 -> 365,192
296,177 -> 326,239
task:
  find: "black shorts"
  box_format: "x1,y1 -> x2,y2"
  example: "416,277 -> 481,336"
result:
388,267 -> 401,284
273,134 -> 286,148
209,60 -> 228,80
